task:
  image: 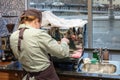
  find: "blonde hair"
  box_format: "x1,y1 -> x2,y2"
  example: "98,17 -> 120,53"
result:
19,16 -> 40,24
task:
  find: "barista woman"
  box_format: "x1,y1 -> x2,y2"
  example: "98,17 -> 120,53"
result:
10,9 -> 69,80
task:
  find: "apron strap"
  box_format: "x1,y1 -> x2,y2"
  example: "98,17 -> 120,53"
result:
18,28 -> 27,51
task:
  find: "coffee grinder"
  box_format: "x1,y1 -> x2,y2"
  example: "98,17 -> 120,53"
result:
1,23 -> 16,61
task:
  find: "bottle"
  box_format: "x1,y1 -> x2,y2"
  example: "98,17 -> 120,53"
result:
103,48 -> 109,60
93,49 -> 99,61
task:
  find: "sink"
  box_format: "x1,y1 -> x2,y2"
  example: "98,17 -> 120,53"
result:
79,61 -> 120,75
81,63 -> 116,74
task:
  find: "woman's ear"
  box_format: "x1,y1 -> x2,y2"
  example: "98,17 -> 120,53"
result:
34,19 -> 38,25
34,19 -> 41,29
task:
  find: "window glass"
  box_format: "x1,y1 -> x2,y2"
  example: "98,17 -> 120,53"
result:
93,0 -> 120,49
28,0 -> 88,19
28,0 -> 120,50
28,0 -> 88,50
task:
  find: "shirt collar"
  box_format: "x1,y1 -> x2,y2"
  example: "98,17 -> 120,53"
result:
18,24 -> 35,29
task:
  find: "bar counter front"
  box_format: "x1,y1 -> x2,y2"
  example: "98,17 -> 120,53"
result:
0,48 -> 120,80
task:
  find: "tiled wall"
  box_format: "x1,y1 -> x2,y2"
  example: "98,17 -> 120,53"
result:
0,0 -> 25,16
0,0 -> 25,37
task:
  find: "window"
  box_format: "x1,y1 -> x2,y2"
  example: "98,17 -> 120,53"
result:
28,0 -> 120,50
92,0 -> 120,49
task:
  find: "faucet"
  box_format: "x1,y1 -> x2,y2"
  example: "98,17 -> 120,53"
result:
98,48 -> 103,63
98,53 -> 102,63
98,48 -> 109,63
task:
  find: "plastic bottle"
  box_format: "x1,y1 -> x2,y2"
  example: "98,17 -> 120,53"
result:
93,49 -> 99,61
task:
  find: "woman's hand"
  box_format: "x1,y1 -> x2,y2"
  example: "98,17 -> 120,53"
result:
61,38 -> 69,44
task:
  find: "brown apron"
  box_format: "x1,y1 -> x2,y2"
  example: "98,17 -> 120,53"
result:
18,28 -> 59,80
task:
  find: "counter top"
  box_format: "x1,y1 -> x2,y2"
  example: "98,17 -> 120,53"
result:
57,69 -> 120,80
0,60 -> 120,80
0,48 -> 120,79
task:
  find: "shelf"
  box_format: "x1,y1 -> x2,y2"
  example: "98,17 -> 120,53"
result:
2,16 -> 18,18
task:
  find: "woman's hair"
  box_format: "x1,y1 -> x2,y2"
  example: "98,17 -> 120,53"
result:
19,9 -> 42,24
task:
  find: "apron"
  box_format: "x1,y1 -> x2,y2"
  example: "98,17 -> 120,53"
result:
22,62 -> 59,80
18,28 -> 59,80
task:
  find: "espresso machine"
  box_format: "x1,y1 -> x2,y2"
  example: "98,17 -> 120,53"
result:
0,23 -> 16,61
